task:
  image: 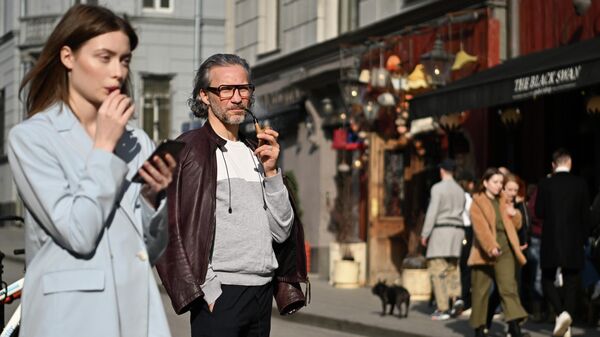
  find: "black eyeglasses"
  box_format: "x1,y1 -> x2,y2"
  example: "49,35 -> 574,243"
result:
205,84 -> 255,99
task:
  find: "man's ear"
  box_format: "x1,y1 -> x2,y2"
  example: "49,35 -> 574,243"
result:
199,90 -> 210,106
60,46 -> 75,70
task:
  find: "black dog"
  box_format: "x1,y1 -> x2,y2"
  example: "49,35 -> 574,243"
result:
371,280 -> 411,318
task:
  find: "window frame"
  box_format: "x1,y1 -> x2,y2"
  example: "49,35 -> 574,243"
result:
142,0 -> 174,13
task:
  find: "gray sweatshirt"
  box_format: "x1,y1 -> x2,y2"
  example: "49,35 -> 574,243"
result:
201,139 -> 294,305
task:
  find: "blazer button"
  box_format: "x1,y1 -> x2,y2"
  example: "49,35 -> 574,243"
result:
136,250 -> 148,262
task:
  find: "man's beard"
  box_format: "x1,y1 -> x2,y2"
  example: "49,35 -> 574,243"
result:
211,104 -> 246,125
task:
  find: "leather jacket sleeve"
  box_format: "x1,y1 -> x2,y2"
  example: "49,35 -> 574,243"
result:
156,130 -> 216,315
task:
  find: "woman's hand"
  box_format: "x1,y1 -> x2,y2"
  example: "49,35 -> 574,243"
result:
94,90 -> 135,152
489,247 -> 502,257
506,204 -> 517,217
138,153 -> 177,208
254,128 -> 280,178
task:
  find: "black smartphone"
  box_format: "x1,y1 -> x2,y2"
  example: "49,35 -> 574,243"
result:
131,139 -> 186,183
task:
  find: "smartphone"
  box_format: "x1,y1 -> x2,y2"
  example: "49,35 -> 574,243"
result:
131,139 -> 186,183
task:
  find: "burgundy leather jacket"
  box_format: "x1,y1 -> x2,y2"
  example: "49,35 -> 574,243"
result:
156,122 -> 308,314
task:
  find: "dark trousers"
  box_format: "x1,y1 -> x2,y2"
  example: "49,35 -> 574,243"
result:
541,268 -> 581,317
460,227 -> 473,308
190,283 -> 273,337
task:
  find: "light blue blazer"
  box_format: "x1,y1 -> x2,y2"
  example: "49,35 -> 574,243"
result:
8,103 -> 171,337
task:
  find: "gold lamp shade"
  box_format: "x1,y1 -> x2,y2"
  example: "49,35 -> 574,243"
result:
452,49 -> 478,70
407,64 -> 429,90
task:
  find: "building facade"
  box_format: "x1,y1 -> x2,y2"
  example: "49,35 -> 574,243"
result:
228,0 -> 499,283
0,0 -> 229,215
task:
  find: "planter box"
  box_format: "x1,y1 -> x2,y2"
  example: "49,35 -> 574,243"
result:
401,268 -> 431,301
328,242 -> 367,286
332,260 -> 360,288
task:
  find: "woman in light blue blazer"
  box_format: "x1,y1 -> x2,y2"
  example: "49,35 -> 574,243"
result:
7,4 -> 176,337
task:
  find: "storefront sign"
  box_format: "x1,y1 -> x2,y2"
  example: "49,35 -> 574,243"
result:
257,86 -> 306,112
512,65 -> 582,99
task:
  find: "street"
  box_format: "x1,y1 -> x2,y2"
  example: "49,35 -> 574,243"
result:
1,246 -> 362,337
2,222 -> 600,337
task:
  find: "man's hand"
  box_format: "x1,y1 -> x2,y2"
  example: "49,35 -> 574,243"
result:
255,128 -> 280,177
420,237 -> 428,247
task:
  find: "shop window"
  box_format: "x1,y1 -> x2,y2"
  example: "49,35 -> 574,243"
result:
142,76 -> 171,143
143,0 -> 173,12
383,149 -> 405,217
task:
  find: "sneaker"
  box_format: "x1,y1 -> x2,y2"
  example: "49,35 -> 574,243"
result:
553,311 -> 572,336
431,310 -> 450,321
564,327 -> 571,337
450,299 -> 465,317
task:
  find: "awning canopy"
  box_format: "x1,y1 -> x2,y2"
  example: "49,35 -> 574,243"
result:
409,36 -> 600,119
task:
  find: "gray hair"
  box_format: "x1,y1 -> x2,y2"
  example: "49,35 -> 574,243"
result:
188,53 -> 252,118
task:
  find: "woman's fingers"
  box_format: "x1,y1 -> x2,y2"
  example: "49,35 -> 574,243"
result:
139,154 -> 177,192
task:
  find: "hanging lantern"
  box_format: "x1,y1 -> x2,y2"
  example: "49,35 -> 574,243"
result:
364,100 -> 379,122
438,112 -> 463,131
499,107 -> 522,125
586,95 -> 600,115
420,36 -> 454,87
407,64 -> 429,90
377,92 -> 396,107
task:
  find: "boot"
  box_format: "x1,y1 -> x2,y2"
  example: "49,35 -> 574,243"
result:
507,320 -> 530,337
474,326 -> 487,337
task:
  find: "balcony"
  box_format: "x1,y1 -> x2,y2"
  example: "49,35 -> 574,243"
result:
19,15 -> 59,47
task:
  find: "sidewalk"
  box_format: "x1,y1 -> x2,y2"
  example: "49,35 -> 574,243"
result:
3,223 -> 600,337
273,275 -> 600,337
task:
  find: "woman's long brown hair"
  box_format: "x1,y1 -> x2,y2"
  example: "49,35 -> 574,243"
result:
19,4 -> 138,117
478,167 -> 504,194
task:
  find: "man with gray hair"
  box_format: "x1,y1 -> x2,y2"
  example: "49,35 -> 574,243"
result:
156,54 -> 307,337
421,158 -> 466,320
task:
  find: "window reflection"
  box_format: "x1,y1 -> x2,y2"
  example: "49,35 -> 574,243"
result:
383,149 -> 404,216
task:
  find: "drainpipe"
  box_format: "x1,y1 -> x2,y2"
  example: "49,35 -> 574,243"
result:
508,0 -> 519,58
194,0 -> 203,71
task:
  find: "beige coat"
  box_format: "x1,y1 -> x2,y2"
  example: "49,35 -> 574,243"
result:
468,193 -> 526,267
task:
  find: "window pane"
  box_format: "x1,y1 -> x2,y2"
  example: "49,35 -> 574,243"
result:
143,77 -> 171,142
383,150 -> 404,216
143,0 -> 155,8
160,0 -> 170,9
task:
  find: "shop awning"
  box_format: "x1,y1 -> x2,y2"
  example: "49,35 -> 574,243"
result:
409,36 -> 600,119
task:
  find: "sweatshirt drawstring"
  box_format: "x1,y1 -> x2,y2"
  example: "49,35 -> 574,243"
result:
219,147 -> 233,214
249,149 -> 268,210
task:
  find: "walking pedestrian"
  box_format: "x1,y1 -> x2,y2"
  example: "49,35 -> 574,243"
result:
536,148 -> 591,337
7,4 -> 176,337
457,171 -> 476,312
420,159 -> 466,320
468,168 -> 529,337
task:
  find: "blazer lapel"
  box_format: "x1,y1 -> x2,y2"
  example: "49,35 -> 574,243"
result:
47,104 -> 144,239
